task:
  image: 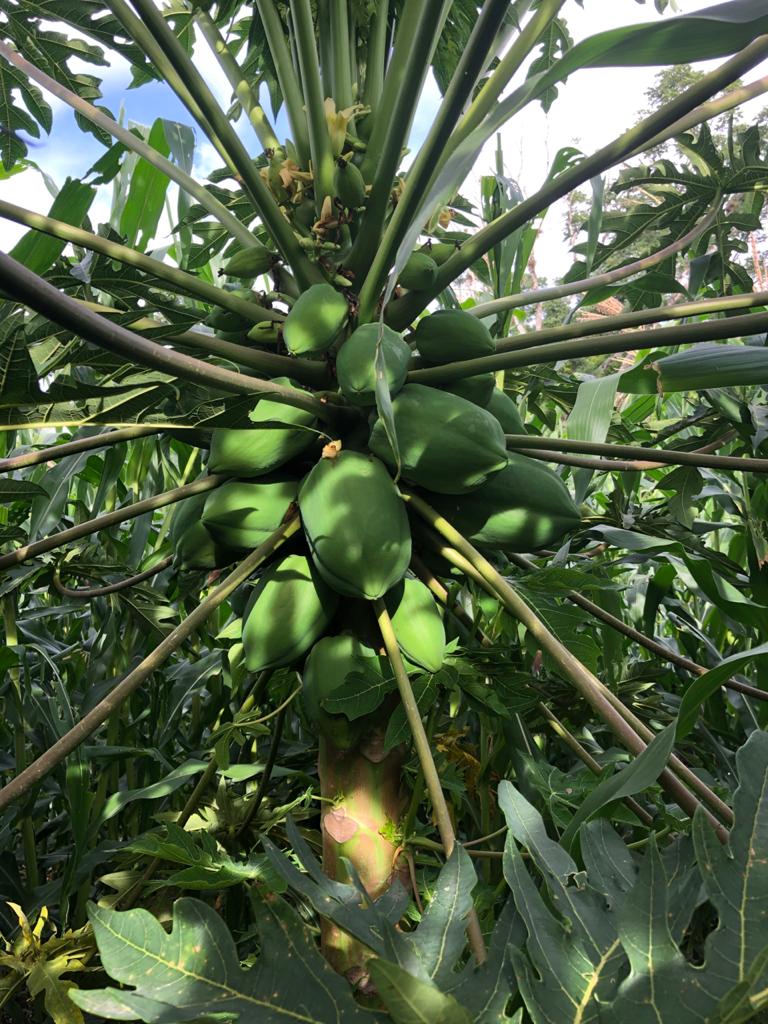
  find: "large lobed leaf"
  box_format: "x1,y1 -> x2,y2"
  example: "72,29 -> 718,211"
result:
70,895 -> 371,1022
500,730 -> 768,1023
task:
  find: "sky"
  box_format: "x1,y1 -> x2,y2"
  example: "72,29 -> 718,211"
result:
1,0 -> 767,283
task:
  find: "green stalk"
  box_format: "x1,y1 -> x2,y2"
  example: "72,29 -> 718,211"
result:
401,704 -> 439,840
0,518 -> 301,815
0,252 -> 336,419
406,493 -> 731,840
539,705 -> 654,826
470,199 -> 721,323
503,433 -> 768,473
450,0 -> 567,148
415,561 -> 655,828
430,532 -> 736,828
494,290 -> 768,354
362,0 -> 390,110
0,426 -> 160,474
168,331 -> 331,388
128,0 -> 321,288
237,704 -> 288,836
290,0 -> 336,210
193,7 -> 280,151
330,0 -> 354,108
105,0 -> 232,169
357,0 -> 513,321
508,553 -> 768,705
374,599 -> 488,965
407,309 -> 768,383
628,73 -> 768,159
349,0 -> 452,282
388,35 -> 768,327
0,198 -> 281,324
3,599 -> 39,888
0,472 -> 225,571
255,0 -> 311,165
0,43 -> 256,250
53,557 -> 172,599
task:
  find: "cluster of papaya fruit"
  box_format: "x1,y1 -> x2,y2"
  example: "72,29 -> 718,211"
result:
172,295 -> 581,750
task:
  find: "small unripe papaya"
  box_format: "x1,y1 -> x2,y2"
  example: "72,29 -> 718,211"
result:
170,490 -> 234,570
335,324 -> 411,406
202,476 -> 298,550
411,309 -> 494,365
283,283 -> 349,356
208,378 -> 318,476
443,373 -> 495,408
398,252 -> 437,291
334,158 -> 367,209
425,454 -> 581,551
205,308 -> 254,333
368,384 -> 508,494
221,241 -> 276,278
242,553 -> 338,672
420,241 -> 456,266
385,577 -> 445,672
299,450 -> 411,599
486,388 -> 527,435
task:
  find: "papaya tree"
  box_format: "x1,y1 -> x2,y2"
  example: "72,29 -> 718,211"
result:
1,0 -> 768,1020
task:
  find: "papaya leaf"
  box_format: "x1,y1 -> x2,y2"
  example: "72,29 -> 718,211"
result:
443,897 -> 524,1023
393,846 -> 477,986
70,895 -> 371,1022
262,818 -> 410,962
126,824 -> 282,893
499,782 -> 627,1022
368,959 -> 473,1024
321,667 -> 396,721
691,730 -> 768,1012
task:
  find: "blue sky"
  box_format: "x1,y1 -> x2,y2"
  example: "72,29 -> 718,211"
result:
2,0 -> 766,281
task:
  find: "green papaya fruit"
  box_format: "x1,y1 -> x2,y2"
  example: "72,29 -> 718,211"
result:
411,309 -> 494,365
443,373 -> 495,408
299,450 -> 411,599
420,241 -> 456,266
302,634 -> 387,749
486,388 -> 527,435
426,454 -> 581,551
205,307 -> 254,333
398,252 -> 437,291
242,553 -> 338,672
171,490 -> 234,570
334,158 -> 367,209
202,476 -> 298,550
283,283 -> 349,356
335,324 -> 411,406
293,198 -> 317,233
221,241 -> 276,279
246,322 -> 280,345
385,577 -> 445,672
208,378 -> 318,476
368,384 -> 508,494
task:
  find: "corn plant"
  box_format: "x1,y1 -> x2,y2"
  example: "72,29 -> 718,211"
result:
0,0 -> 768,1020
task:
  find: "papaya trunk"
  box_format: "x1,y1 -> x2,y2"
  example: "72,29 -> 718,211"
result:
318,722 -> 407,983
